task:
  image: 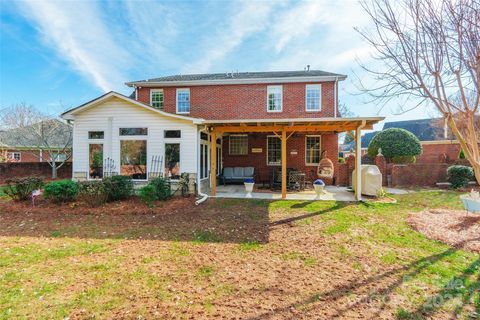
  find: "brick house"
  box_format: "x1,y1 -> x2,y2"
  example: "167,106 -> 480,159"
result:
61,70 -> 383,200
0,120 -> 72,163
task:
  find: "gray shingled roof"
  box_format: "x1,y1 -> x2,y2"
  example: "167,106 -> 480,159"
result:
0,120 -> 72,149
130,70 -> 346,83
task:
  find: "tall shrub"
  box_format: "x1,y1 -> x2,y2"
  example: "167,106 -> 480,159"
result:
367,128 -> 422,162
102,175 -> 133,201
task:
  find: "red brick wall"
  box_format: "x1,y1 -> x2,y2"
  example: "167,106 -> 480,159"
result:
416,142 -> 461,164
0,162 -> 72,184
390,163 -> 450,187
221,133 -> 338,185
137,82 -> 336,120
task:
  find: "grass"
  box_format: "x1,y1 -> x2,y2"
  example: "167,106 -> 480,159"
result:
0,190 -> 478,319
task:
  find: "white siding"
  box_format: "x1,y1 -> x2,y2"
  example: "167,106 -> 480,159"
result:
72,97 -> 198,178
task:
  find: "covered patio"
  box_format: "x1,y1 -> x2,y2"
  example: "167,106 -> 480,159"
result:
206,117 -> 383,201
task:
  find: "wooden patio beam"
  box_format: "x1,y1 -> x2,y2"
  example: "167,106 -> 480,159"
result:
212,124 -> 372,134
210,129 -> 217,197
281,128 -> 287,199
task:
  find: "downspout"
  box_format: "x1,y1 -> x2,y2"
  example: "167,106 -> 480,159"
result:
334,76 -> 338,118
195,125 -> 209,205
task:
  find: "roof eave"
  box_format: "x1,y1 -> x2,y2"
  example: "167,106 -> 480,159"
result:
125,75 -> 347,88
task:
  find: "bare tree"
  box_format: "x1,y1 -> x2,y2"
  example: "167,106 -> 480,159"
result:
0,103 -> 72,179
357,0 -> 480,183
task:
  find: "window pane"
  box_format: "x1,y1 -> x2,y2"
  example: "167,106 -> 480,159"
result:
229,135 -> 248,155
119,128 -> 148,136
306,136 -> 321,164
88,131 -> 104,139
306,85 -> 321,111
165,143 -> 180,179
89,144 -> 103,179
200,145 -> 204,179
267,86 -> 282,111
268,137 -> 281,165
120,140 -> 147,179
151,90 -> 164,110
203,145 -> 208,179
164,130 -> 181,138
176,89 -> 190,113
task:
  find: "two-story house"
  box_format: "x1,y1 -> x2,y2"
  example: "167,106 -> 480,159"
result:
61,70 -> 383,200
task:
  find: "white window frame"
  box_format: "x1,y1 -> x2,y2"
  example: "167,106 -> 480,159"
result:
176,88 -> 190,114
8,152 -> 21,161
266,135 -> 282,166
119,130 -> 149,181
164,141 -> 181,181
150,89 -> 164,110
228,134 -> 248,155
267,85 -> 283,112
305,135 -> 322,166
199,140 -> 209,181
305,84 -> 322,112
88,143 -> 104,180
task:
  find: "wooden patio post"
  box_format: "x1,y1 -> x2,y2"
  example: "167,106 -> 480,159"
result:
354,123 -> 364,201
281,128 -> 287,199
211,128 -> 217,196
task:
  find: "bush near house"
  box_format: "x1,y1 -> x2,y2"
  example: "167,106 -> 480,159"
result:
78,181 -> 108,207
4,176 -> 44,201
367,128 -> 422,162
102,175 -> 134,201
44,179 -> 79,203
447,165 -> 474,189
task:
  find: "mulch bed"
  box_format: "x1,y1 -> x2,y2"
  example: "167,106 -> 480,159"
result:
408,209 -> 480,253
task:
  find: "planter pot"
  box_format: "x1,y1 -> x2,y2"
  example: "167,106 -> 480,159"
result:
460,195 -> 480,213
313,183 -> 325,198
244,182 -> 255,198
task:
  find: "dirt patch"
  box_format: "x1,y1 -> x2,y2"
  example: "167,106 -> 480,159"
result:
408,209 -> 480,253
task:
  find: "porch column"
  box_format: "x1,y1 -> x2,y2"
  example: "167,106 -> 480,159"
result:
210,129 -> 217,196
281,128 -> 287,199
354,123 -> 364,201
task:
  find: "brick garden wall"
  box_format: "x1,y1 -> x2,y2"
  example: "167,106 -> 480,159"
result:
389,163 -> 450,187
221,133 -> 338,185
0,162 -> 72,184
136,82 -> 337,120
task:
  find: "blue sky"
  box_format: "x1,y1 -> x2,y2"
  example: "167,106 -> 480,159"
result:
0,0 -> 438,125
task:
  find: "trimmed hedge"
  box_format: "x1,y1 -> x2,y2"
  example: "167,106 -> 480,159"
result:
367,128 -> 422,161
447,165 -> 474,189
44,180 -> 79,203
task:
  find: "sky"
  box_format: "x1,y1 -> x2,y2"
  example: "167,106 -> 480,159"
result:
0,0 -> 440,127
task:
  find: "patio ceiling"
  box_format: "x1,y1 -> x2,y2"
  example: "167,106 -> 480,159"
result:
207,116 -> 384,200
204,117 -> 384,133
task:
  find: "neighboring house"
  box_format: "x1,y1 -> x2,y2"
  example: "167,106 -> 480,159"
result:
0,120 -> 73,163
347,118 -> 470,163
61,70 -> 383,200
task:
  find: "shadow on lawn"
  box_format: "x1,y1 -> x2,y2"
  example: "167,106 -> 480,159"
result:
0,197 -> 351,244
0,198 -> 272,244
244,243 -> 479,319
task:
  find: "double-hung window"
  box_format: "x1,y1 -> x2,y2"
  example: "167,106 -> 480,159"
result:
267,136 -> 281,165
306,84 -> 321,111
229,135 -> 248,155
176,88 -> 190,114
267,85 -> 282,112
305,136 -> 321,165
150,89 -> 164,110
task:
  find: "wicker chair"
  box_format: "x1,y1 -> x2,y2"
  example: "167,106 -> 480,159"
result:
317,151 -> 334,180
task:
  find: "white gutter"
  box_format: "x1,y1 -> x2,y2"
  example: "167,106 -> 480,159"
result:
126,75 -> 347,87
195,126 -> 209,205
